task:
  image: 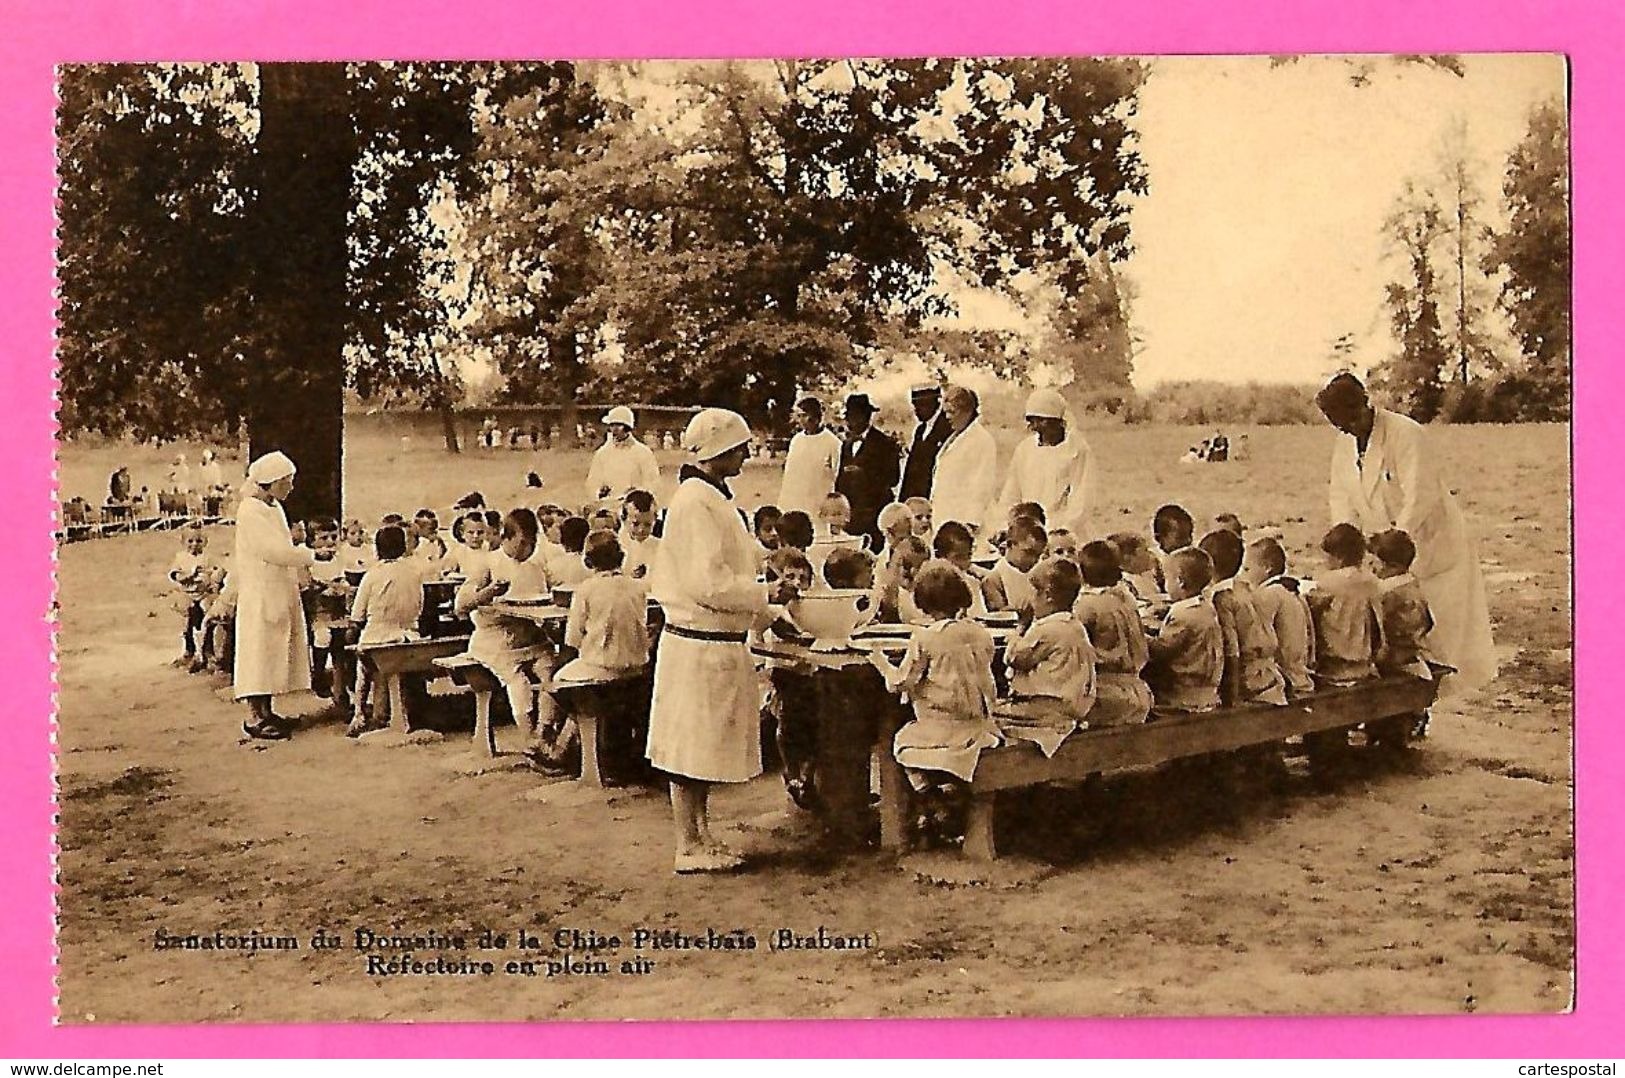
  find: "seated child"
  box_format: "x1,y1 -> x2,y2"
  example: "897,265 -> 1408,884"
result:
341,518 -> 373,575
1214,513 -> 1245,538
456,508 -> 556,751
305,518 -> 353,708
816,492 -> 854,539
868,562 -> 1001,840
752,504 -> 782,563
547,516 -> 593,587
1107,531 -> 1161,602
348,525 -> 428,735
982,516 -> 1044,618
1307,523 -> 1383,685
447,511 -> 494,579
1073,540 -> 1154,726
879,535 -> 931,623
1370,529 -> 1434,679
588,506 -> 619,534
1145,547 -> 1224,714
288,519 -> 307,547
995,557 -> 1096,756
619,490 -> 661,580
1243,536 -> 1316,698
1152,503 -> 1196,591
167,523 -> 222,669
875,502 -> 916,558
413,508 -> 448,564
1045,527 -> 1079,564
777,510 -> 815,553
904,496 -> 933,540
535,503 -> 568,566
822,546 -> 876,591
932,521 -> 989,617
1198,528 -> 1287,707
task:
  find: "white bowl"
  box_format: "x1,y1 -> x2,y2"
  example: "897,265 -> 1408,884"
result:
788,588 -> 874,643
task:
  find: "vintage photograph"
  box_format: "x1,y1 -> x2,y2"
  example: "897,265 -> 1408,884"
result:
52,54 -> 1572,1023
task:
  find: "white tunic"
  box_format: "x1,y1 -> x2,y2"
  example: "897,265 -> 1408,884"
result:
646,473 -> 772,782
997,431 -> 1094,535
1328,408 -> 1497,693
777,429 -> 842,516
585,438 -> 661,503
930,418 -> 1000,532
231,496 -> 315,699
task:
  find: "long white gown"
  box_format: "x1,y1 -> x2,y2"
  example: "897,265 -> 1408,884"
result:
232,496 -> 315,700
930,419 -> 1000,532
1328,408 -> 1497,693
997,429 -> 1094,536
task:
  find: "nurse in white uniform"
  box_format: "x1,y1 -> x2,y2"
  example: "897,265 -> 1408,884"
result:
232,451 -> 316,740
996,387 -> 1095,536
1317,373 -> 1498,695
646,409 -> 798,873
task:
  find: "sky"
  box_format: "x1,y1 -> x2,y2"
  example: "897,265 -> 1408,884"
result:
1120,53 -> 1566,387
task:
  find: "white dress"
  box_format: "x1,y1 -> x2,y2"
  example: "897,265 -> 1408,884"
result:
585,438 -> 661,503
997,431 -> 1094,536
930,419 -> 1000,532
777,429 -> 842,516
1328,408 -> 1497,692
232,496 -> 315,699
646,472 -> 773,782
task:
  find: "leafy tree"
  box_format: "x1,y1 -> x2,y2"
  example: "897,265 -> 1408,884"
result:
1433,121 -> 1504,387
1376,182 -> 1450,421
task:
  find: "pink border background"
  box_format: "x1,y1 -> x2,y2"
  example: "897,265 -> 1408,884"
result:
3,0 -> 1615,1058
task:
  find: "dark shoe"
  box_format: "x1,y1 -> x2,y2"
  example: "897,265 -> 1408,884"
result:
242,721 -> 289,742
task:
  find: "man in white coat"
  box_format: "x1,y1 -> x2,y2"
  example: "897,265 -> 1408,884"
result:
1317,373 -> 1497,694
997,387 -> 1094,536
233,451 -> 317,740
930,384 -> 1000,535
647,409 -> 798,874
585,405 -> 661,507
776,396 -> 842,517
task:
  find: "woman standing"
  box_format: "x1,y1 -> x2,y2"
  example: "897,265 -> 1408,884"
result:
233,451 -> 316,740
646,409 -> 797,873
1316,373 -> 1497,694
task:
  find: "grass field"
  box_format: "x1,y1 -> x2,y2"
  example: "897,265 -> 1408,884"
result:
52,420 -> 1572,1021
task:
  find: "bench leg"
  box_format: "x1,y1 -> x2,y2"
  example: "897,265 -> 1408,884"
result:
963,793 -> 998,862
387,674 -> 409,734
471,689 -> 496,757
578,707 -> 605,788
877,750 -> 910,850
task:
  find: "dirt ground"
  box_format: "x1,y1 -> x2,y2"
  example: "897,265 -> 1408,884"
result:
53,421 -> 1573,1022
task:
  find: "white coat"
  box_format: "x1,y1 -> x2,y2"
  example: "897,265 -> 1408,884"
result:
997,428 -> 1094,535
777,428 -> 842,516
231,495 -> 315,699
646,470 -> 772,782
930,418 -> 1000,532
585,437 -> 661,504
1328,408 -> 1497,692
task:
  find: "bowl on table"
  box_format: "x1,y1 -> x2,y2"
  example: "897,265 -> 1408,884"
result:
974,610 -> 1019,629
787,588 -> 875,648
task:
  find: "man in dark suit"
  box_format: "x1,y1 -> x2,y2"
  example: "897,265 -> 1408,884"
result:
899,383 -> 953,502
835,393 -> 901,549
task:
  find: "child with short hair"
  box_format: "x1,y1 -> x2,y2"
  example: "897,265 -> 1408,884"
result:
1107,531 -> 1161,602
548,516 -> 593,587
982,516 -> 1045,618
166,524 -> 221,669
348,525 -> 428,735
1152,503 -> 1195,591
879,535 -> 931,623
876,502 -> 916,557
588,506 -> 619,534
1073,540 -> 1153,726
1198,528 -> 1287,707
1145,547 -> 1224,713
1243,537 -> 1316,698
1214,513 -> 1245,538
817,492 -> 853,538
341,518 -> 373,575
305,518 -> 353,708
413,508 -> 448,563
448,511 -> 494,579
1307,523 -> 1384,685
619,490 -> 661,580
752,504 -> 783,561
905,497 -> 933,540
776,510 -> 815,553
868,561 -> 1001,840
456,508 -> 556,751
932,521 -> 989,616
1045,527 -> 1079,564
1370,529 -> 1434,679
995,557 -> 1096,756
822,546 -> 876,591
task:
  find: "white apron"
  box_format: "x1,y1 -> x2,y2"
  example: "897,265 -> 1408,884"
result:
1328,409 -> 1497,693
232,496 -> 314,699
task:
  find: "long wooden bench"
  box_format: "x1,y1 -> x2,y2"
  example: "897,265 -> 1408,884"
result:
351,635 -> 472,733
946,667 -> 1448,861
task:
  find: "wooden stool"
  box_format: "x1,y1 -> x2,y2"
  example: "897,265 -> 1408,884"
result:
434,647 -> 549,757
551,675 -> 649,787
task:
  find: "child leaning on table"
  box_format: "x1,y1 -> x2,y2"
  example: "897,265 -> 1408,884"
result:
1144,546 -> 1224,714
931,520 -> 989,617
1198,528 -> 1287,707
1307,523 -> 1384,686
547,516 -> 593,587
878,535 -> 931,624
1072,540 -> 1153,727
995,557 -> 1097,757
1243,537 -> 1316,699
348,525 -> 426,736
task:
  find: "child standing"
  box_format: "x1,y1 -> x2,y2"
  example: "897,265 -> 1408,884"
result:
995,558 -> 1096,756
348,525 -> 427,735
1198,528 -> 1287,707
1145,547 -> 1224,714
166,524 -> 221,669
619,490 -> 661,580
341,518 -> 373,575
305,518 -> 353,709
1308,524 -> 1384,686
1073,540 -> 1154,726
1243,537 -> 1316,699
981,516 -> 1045,618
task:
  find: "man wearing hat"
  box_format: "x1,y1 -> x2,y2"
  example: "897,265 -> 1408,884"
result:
234,450 -> 317,741
647,408 -> 799,873
777,396 -> 842,517
900,382 -> 952,502
585,405 -> 661,505
997,386 -> 1095,535
835,393 -> 901,549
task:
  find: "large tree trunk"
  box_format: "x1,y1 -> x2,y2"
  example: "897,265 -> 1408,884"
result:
245,63 -> 351,523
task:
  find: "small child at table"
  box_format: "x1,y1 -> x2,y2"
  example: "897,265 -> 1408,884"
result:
868,562 -> 1001,841
448,511 -> 494,579
822,546 -> 876,591
995,557 -> 1096,756
931,521 -> 989,616
875,502 -> 916,559
348,525 -> 427,735
1145,547 -> 1224,714
879,535 -> 931,623
1152,503 -> 1196,591
588,506 -> 619,534
1045,527 -> 1079,565
982,516 -> 1044,618
1073,540 -> 1153,726
341,518 -> 373,575
1107,531 -> 1161,603
904,497 -> 933,540
1198,528 -> 1287,707
1370,529 -> 1434,680
777,510 -> 814,554
456,508 -> 556,751
548,516 -> 592,587
620,490 -> 661,580
817,492 -> 854,539
752,504 -> 782,563
413,508 -> 448,564
1308,523 -> 1384,686
1243,537 -> 1316,699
